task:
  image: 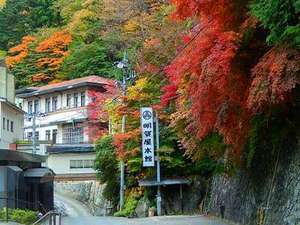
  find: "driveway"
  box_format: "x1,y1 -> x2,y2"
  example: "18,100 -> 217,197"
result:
62,215 -> 234,225
55,192 -> 235,225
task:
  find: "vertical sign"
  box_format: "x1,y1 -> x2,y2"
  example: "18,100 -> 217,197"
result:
141,107 -> 155,167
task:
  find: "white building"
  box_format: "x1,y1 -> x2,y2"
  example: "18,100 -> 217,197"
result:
0,61 -> 24,149
16,76 -> 116,179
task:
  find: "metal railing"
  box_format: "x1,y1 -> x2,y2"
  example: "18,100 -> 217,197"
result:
32,211 -> 62,225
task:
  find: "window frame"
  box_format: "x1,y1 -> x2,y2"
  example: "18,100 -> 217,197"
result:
28,101 -> 33,114
80,92 -> 85,107
73,93 -> 78,108
52,96 -> 58,112
10,121 -> 14,132
45,97 -> 51,113
66,94 -> 71,108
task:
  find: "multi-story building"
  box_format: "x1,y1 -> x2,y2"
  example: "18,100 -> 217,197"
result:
0,61 -> 24,149
16,76 -> 116,178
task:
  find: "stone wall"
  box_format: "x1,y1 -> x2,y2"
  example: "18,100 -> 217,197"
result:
208,136 -> 300,225
54,180 -> 113,216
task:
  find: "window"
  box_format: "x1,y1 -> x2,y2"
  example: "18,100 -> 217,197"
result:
6,120 -> 9,131
34,99 -> 40,113
52,129 -> 57,144
10,121 -> 14,132
84,160 -> 94,168
62,123 -> 84,144
28,101 -> 33,114
66,94 -> 71,108
70,160 -> 94,169
52,96 -> 58,111
45,98 -> 51,113
27,132 -> 33,140
35,131 -> 39,140
73,93 -> 78,108
80,92 -> 85,107
46,130 -> 51,141
2,117 -> 5,130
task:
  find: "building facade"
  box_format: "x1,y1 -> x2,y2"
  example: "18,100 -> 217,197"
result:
0,62 -> 24,149
16,76 -> 116,178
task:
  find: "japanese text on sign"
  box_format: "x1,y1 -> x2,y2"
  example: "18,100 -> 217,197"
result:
141,107 -> 155,167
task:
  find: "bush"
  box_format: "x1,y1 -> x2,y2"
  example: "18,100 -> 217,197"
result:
114,194 -> 138,217
0,208 -> 38,225
11,209 -> 37,225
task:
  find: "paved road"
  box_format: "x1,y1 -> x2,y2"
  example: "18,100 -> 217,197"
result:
55,192 -> 234,225
62,215 -> 234,225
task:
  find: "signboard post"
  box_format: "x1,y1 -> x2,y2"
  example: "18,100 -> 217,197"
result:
141,107 -> 155,167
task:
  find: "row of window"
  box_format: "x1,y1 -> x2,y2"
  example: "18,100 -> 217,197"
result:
70,160 -> 94,169
27,125 -> 85,144
28,92 -> 86,114
27,129 -> 57,143
2,117 -> 14,132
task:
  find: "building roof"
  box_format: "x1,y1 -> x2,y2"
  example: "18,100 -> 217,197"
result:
138,178 -> 191,187
16,76 -> 116,98
23,168 -> 55,177
0,97 -> 25,114
0,149 -> 46,163
47,144 -> 95,154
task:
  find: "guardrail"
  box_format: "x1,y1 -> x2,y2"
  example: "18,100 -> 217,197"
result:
32,211 -> 62,225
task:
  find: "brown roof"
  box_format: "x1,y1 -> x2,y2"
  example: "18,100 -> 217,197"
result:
17,76 -> 117,98
35,76 -> 115,91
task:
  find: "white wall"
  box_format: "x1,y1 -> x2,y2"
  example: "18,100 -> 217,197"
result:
47,153 -> 96,175
22,88 -> 92,144
0,102 -> 24,149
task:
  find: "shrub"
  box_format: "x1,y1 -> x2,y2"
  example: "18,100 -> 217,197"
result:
10,209 -> 37,225
113,194 -> 138,217
0,208 -> 38,225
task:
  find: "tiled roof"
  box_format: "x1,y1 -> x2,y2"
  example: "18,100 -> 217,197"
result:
34,76 -> 115,92
17,76 -> 117,98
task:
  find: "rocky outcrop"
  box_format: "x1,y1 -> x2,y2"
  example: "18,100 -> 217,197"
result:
208,136 -> 300,225
54,180 -> 113,216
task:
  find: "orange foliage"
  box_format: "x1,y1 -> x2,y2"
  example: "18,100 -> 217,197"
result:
33,31 -> 72,83
6,36 -> 36,68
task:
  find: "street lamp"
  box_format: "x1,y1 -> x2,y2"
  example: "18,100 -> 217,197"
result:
115,52 -> 136,211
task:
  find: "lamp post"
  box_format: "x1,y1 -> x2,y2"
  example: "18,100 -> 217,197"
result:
115,52 -> 136,210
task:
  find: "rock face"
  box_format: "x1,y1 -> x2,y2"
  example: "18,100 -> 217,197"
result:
135,197 -> 151,218
162,176 -> 205,215
209,136 -> 300,225
55,180 -> 113,216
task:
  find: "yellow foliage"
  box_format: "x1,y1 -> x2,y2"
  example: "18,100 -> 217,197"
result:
123,19 -> 140,33
0,0 -> 5,8
127,78 -> 148,101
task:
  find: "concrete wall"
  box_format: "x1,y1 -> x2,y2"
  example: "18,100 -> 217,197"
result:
47,152 -> 96,175
55,180 -> 112,216
0,102 -> 24,149
0,66 -> 15,103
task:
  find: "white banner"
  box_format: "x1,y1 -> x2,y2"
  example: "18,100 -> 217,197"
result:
141,107 -> 155,167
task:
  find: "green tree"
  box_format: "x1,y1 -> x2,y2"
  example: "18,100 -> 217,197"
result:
59,40 -> 117,80
0,0 -> 61,50
94,135 -> 120,205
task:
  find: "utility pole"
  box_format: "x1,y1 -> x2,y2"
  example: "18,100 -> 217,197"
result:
155,113 -> 162,216
120,75 -> 126,211
32,113 -> 37,154
116,52 -> 136,211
